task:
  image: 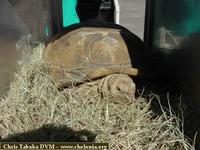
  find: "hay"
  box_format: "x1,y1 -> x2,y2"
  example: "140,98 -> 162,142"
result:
0,44 -> 193,150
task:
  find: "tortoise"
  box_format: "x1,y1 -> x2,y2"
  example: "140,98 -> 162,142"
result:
44,27 -> 139,88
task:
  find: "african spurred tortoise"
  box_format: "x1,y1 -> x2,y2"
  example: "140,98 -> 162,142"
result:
44,27 -> 139,104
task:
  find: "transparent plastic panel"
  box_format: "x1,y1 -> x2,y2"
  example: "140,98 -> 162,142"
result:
0,0 -> 53,96
152,0 -> 200,50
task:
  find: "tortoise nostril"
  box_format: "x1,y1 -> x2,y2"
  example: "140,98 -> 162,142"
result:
116,86 -> 121,91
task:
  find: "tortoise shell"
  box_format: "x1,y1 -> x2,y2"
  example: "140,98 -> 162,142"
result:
44,27 -> 138,87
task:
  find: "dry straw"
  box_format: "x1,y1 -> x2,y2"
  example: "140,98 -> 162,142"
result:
0,44 -> 193,150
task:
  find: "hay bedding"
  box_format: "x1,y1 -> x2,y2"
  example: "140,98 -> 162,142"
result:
0,44 -> 193,150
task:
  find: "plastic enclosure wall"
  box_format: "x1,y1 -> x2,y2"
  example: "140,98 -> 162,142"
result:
3,0 -> 54,42
144,0 -> 200,49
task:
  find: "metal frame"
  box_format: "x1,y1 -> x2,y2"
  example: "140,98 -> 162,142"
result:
143,0 -> 154,47
52,0 -> 62,34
